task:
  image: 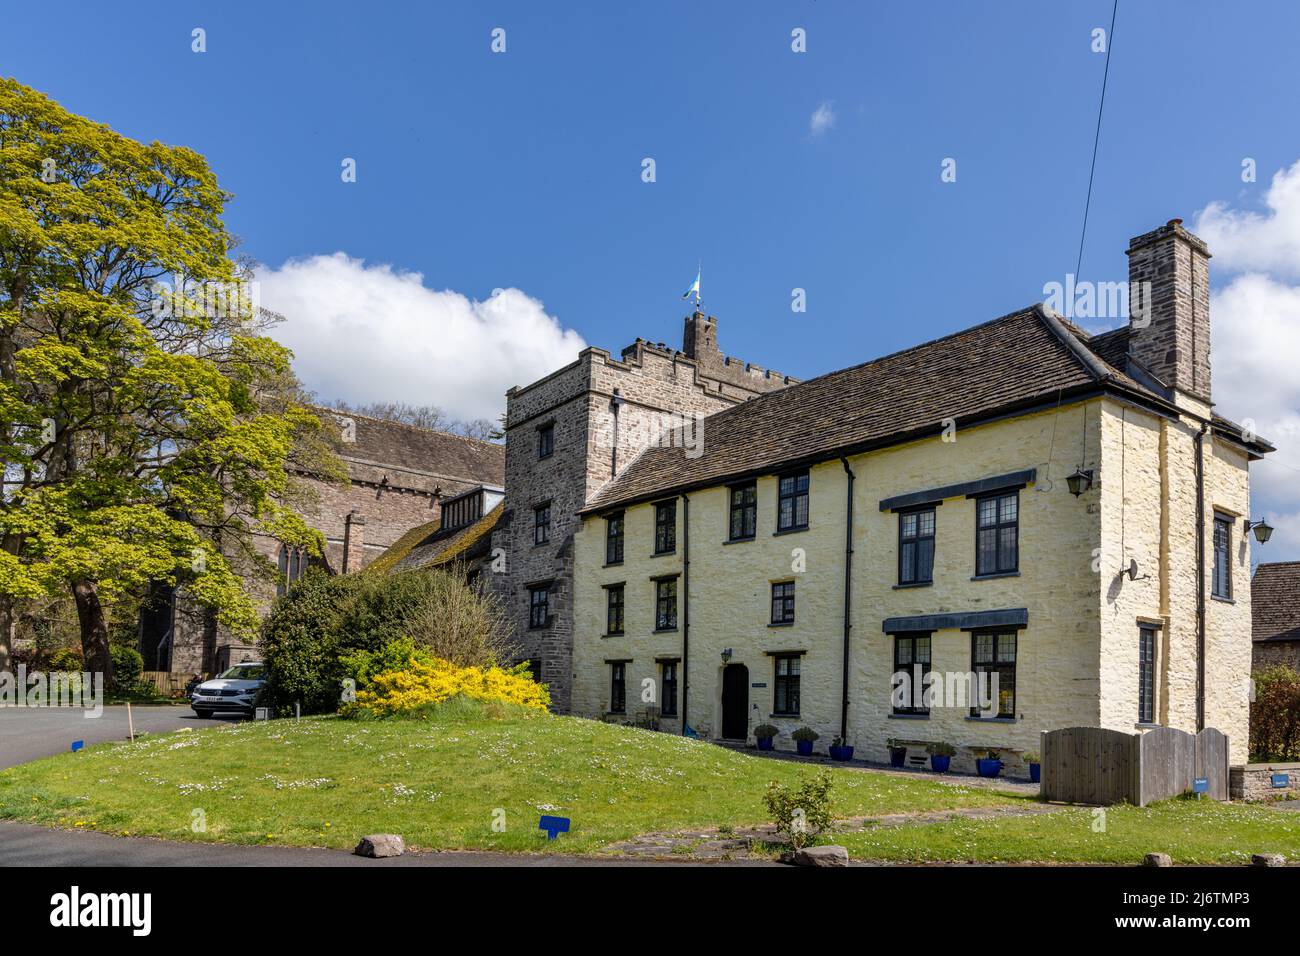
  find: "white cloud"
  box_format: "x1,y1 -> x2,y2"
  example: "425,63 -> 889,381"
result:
254,253 -> 585,423
809,101 -> 836,137
1193,167 -> 1300,558
1197,160 -> 1300,279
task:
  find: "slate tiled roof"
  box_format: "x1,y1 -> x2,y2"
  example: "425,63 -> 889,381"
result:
581,304 -> 1266,514
317,408 -> 505,487
1253,562 -> 1300,644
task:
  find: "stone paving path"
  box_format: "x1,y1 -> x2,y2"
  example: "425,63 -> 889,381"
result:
602,799 -> 1067,860
708,739 -> 1041,796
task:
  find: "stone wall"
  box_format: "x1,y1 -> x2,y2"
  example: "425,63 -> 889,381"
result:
164,413 -> 503,675
1230,762 -> 1300,801
1095,399 -> 1255,764
1254,640 -> 1300,672
493,320 -> 791,712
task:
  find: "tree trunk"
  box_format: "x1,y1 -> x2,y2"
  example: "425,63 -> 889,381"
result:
0,595 -> 13,675
72,580 -> 115,689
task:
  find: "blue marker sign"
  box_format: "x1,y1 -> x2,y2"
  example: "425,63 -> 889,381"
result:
1192,777 -> 1209,794
539,815 -> 570,840
1272,773 -> 1290,789
70,740 -> 84,752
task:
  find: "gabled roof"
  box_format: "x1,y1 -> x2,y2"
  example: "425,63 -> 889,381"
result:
1253,562 -> 1300,644
313,407 -> 505,491
367,502 -> 503,575
581,304 -> 1270,515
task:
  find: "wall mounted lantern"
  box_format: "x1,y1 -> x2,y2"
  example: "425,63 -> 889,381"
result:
1066,468 -> 1094,497
1244,519 -> 1275,544
720,648 -> 733,665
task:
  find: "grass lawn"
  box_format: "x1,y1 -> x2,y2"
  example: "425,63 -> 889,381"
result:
838,800 -> 1300,864
0,708 -> 1018,854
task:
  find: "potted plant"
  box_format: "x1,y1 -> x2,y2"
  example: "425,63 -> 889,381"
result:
975,749 -> 1003,778
926,741 -> 955,773
792,726 -> 819,756
886,738 -> 909,768
1023,750 -> 1041,783
753,724 -> 778,752
828,736 -> 854,761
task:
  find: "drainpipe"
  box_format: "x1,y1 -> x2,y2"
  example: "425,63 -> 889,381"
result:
681,493 -> 690,735
840,458 -> 856,741
1194,423 -> 1208,731
609,389 -> 624,478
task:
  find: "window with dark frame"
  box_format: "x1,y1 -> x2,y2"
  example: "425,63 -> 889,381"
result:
528,585 -> 551,629
533,503 -> 550,545
605,584 -> 625,635
970,630 -> 1017,718
654,500 -> 677,554
660,661 -> 678,716
729,482 -> 757,540
777,471 -> 810,532
975,491 -> 1019,576
537,423 -> 554,459
276,544 -> 307,598
655,578 -> 678,631
773,654 -> 801,716
892,634 -> 932,715
610,663 -> 626,714
1139,625 -> 1156,724
1212,514 -> 1232,599
898,508 -> 936,585
606,512 -> 624,565
770,581 -> 796,624
525,658 -> 543,684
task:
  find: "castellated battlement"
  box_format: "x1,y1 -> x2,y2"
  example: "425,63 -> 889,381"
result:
494,308 -> 794,713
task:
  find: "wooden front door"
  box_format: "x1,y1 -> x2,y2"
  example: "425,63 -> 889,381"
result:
722,664 -> 749,739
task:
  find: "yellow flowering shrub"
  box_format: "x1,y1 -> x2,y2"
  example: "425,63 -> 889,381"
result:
342,657 -> 551,717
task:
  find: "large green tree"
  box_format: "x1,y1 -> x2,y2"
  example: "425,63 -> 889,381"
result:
0,78 -> 337,685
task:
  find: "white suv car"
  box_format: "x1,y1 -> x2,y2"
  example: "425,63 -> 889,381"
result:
191,662 -> 266,718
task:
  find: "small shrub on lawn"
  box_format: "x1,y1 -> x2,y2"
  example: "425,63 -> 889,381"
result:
1250,665 -> 1300,761
764,769 -> 834,849
340,657 -> 550,718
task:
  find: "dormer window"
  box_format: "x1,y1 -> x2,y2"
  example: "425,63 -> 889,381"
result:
439,485 -> 504,533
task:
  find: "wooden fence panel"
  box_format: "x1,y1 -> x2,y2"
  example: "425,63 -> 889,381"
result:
1041,727 -> 1139,805
140,671 -> 191,696
1195,728 -> 1230,802
1044,725 -> 1231,806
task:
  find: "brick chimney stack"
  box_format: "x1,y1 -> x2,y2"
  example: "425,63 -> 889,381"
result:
1126,218 -> 1213,402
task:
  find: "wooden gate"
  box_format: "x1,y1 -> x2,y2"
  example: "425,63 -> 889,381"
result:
1194,727 -> 1230,802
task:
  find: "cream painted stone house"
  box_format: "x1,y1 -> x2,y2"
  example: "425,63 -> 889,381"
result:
571,220 -> 1273,769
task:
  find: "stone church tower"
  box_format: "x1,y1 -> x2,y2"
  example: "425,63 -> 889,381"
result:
493,311 -> 794,711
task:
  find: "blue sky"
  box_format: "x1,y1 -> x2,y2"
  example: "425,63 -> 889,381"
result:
5,0 -> 1300,555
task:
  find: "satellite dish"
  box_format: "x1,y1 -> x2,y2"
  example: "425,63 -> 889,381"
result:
1126,559 -> 1139,581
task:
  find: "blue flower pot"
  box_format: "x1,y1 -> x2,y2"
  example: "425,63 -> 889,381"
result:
1029,762 -> 1041,783
756,737 -> 774,751
930,755 -> 951,773
976,758 -> 1003,778
796,739 -> 814,756
889,748 -> 907,768
829,745 -> 854,761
